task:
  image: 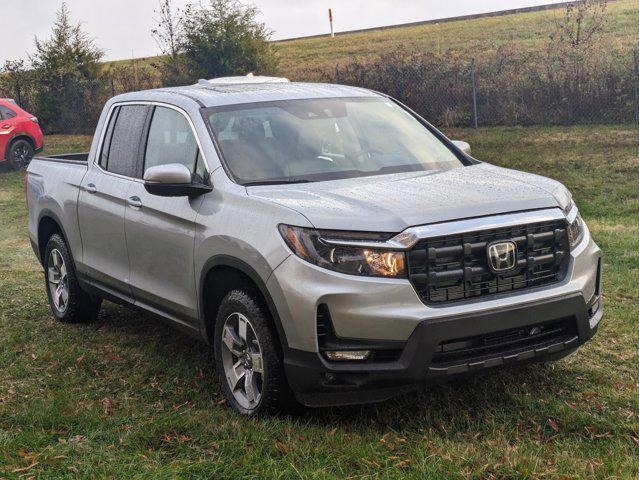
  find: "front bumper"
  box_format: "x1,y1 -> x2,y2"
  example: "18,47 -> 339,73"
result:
267,218 -> 603,406
287,292 -> 602,407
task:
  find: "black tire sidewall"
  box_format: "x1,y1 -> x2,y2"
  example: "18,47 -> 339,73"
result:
8,139 -> 34,170
44,234 -> 97,323
214,289 -> 288,416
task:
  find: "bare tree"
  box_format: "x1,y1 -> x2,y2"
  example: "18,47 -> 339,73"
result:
151,0 -> 186,86
547,0 -> 609,117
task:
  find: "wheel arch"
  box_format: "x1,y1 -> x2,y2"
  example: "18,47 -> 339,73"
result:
37,210 -> 72,265
199,255 -> 289,354
5,133 -> 36,159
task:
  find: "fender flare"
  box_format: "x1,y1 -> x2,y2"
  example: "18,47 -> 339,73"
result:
198,255 -> 290,352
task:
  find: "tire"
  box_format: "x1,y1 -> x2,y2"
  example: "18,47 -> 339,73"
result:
7,138 -> 34,171
44,234 -> 102,323
214,289 -> 291,416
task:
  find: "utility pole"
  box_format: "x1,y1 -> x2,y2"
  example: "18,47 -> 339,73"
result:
329,8 -> 334,38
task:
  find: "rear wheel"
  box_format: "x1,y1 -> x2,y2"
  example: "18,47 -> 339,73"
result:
7,138 -> 34,170
44,234 -> 101,323
214,289 -> 290,416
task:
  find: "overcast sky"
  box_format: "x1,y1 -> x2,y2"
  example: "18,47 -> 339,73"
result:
2,0 -> 567,62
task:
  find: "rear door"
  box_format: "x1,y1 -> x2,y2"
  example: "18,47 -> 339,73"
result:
124,105 -> 208,324
78,104 -> 151,297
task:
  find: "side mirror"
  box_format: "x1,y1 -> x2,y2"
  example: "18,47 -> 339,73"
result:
451,140 -> 472,156
143,163 -> 212,197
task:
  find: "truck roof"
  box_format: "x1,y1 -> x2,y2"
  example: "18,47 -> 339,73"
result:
112,81 -> 380,109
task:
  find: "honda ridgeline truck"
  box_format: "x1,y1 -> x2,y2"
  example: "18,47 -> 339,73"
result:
26,77 -> 603,415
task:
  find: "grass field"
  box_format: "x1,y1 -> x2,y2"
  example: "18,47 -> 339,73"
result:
1,126 -> 638,478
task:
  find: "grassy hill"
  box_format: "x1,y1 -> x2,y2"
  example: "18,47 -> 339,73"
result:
274,0 -> 639,78
104,0 -> 639,80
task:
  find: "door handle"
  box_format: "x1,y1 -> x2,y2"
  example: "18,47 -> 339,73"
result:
84,183 -> 97,194
127,196 -> 143,208
1,124 -> 10,129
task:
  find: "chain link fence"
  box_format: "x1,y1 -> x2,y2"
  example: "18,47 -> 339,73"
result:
0,63 -> 162,135
321,47 -> 639,128
2,48 -> 639,133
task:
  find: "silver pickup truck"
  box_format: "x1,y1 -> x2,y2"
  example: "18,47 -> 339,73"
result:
26,77 -> 603,415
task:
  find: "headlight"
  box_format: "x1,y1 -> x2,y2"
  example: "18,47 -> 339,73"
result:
278,225 -> 407,278
566,202 -> 585,249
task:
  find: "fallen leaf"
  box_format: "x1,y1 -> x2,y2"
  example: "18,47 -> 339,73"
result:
69,435 -> 87,444
12,462 -> 38,473
548,418 -> 559,432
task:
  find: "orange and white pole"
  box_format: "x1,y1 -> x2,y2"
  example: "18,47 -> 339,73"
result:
329,8 -> 334,37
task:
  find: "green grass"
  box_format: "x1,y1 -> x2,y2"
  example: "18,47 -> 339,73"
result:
1,126 -> 638,478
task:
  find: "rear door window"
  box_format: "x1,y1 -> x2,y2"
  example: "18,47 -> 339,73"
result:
100,105 -> 150,177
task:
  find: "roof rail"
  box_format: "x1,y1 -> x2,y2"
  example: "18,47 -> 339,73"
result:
197,74 -> 290,86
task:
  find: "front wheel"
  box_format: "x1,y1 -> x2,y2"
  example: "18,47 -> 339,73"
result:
7,139 -> 34,170
214,289 -> 291,416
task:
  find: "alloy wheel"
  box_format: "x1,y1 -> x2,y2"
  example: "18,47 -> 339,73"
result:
48,249 -> 69,313
220,312 -> 264,410
11,142 -> 33,169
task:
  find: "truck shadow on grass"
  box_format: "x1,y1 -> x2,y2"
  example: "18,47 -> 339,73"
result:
93,302 -> 590,435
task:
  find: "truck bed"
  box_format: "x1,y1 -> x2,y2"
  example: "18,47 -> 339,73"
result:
34,152 -> 89,164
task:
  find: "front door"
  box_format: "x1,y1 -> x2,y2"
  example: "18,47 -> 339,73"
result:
124,106 -> 208,324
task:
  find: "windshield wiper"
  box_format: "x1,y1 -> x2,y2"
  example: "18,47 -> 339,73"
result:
243,178 -> 312,186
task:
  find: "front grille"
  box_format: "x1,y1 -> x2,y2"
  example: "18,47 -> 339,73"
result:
431,318 -> 576,366
407,219 -> 570,304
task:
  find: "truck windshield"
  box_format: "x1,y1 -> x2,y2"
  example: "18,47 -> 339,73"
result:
204,97 -> 465,185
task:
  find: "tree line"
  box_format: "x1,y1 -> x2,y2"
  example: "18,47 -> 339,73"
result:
0,0 -> 276,134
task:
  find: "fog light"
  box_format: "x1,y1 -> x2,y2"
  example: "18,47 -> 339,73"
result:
324,350 -> 371,361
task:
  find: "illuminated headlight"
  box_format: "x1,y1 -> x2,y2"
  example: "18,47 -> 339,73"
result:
566,202 -> 585,249
278,225 -> 407,278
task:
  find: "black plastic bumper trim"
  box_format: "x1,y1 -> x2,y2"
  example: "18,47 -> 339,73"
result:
285,292 -> 601,407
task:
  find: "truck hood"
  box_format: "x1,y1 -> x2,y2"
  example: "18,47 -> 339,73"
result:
247,163 -> 572,232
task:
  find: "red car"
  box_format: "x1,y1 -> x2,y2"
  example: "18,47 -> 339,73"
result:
0,98 -> 43,170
